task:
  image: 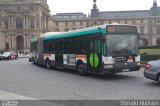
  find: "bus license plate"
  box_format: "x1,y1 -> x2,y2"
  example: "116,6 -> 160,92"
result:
122,69 -> 130,72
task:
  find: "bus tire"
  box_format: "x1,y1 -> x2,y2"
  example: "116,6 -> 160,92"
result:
77,62 -> 87,76
46,59 -> 51,69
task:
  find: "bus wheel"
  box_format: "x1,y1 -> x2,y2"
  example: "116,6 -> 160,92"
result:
46,59 -> 51,69
77,63 -> 87,76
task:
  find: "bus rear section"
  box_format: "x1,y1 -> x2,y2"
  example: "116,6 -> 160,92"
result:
29,39 -> 38,62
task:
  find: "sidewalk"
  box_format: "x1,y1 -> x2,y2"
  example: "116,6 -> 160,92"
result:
18,54 -> 30,58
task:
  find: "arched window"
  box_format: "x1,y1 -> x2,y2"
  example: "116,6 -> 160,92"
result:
16,17 -> 23,29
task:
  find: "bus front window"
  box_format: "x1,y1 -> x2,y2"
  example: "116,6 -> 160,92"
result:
104,35 -> 139,57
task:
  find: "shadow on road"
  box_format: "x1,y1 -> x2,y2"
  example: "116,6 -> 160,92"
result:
30,63 -> 139,81
144,81 -> 160,87
88,73 -> 138,81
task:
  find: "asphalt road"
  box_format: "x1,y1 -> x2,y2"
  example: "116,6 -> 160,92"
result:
0,58 -> 159,100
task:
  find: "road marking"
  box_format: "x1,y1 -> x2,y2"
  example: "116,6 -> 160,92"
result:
0,90 -> 37,100
0,90 -> 67,106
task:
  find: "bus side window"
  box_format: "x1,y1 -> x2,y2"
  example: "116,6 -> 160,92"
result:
51,41 -> 55,53
43,40 -> 48,53
76,39 -> 87,54
72,40 -> 77,54
76,39 -> 80,54
82,39 -> 87,54
95,39 -> 101,53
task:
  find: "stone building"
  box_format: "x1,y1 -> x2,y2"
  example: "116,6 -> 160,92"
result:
0,0 -> 54,51
0,0 -> 160,51
53,0 -> 160,46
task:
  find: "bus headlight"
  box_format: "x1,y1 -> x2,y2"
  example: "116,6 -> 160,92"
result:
137,62 -> 141,66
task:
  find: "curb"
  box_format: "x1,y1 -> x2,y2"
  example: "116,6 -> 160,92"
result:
18,55 -> 29,58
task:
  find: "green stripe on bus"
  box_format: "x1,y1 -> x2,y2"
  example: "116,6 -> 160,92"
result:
44,29 -> 104,40
31,39 -> 38,43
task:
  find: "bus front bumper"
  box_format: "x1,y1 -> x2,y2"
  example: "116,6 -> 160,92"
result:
101,62 -> 141,74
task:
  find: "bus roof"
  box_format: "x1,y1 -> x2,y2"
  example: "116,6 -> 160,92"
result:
31,38 -> 38,43
43,25 -> 107,40
31,24 -> 137,41
40,32 -> 64,37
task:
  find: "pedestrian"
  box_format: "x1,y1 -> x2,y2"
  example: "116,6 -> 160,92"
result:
19,50 -> 21,55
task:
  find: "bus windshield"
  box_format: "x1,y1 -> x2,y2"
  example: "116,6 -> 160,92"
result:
104,34 -> 139,57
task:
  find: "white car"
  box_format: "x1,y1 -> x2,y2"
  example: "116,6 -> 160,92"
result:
0,51 -> 17,60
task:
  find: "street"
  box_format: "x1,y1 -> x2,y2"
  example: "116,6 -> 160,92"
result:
0,58 -> 159,100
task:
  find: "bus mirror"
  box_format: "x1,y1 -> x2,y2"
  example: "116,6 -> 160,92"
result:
139,39 -> 143,47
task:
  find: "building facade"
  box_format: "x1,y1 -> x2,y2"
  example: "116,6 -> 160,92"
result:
53,0 -> 160,46
0,0 -> 160,51
0,0 -> 54,51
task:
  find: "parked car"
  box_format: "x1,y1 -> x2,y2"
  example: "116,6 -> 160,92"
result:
144,60 -> 160,84
0,51 -> 18,60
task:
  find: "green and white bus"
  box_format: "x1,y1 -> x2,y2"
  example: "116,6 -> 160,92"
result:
30,24 -> 141,75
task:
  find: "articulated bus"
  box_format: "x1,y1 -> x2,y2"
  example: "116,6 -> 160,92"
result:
30,24 -> 141,75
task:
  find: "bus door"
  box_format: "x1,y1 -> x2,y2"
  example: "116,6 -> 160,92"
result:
87,36 -> 102,72
55,41 -> 64,68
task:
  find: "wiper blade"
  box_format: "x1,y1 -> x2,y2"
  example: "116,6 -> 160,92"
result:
115,49 -> 129,54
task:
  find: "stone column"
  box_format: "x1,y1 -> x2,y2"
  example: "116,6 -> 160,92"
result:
25,34 -> 28,49
40,17 -> 42,29
23,16 -> 26,29
25,15 -> 28,29
0,30 -> 3,50
148,18 -> 153,46
44,17 -> 47,30
12,34 -> 16,49
42,18 -> 44,29
10,34 -> 12,49
11,16 -> 13,30
9,15 -> 11,30
13,16 -> 16,30
23,35 -> 26,49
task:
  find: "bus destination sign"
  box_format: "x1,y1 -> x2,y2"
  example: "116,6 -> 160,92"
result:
107,25 -> 137,33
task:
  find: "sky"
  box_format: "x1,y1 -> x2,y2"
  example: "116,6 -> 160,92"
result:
47,0 -> 158,15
